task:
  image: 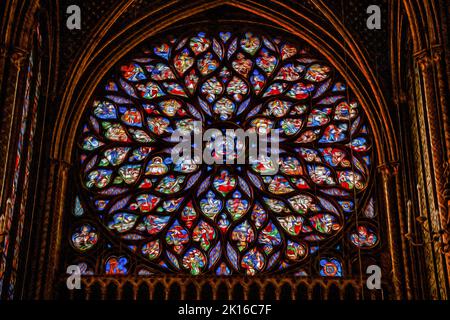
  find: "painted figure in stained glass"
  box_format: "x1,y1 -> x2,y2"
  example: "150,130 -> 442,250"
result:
73,30 -> 375,277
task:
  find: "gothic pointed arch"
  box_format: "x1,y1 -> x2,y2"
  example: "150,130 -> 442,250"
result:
13,0 -> 448,301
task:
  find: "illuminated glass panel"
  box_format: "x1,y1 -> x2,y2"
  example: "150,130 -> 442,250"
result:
71,31 -> 377,276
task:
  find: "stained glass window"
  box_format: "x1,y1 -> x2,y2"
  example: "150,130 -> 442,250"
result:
1,26 -> 43,297
71,31 -> 378,277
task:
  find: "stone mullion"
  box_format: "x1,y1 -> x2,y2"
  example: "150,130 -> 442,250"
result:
7,62 -> 42,299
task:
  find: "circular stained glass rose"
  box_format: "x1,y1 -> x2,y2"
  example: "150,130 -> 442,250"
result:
77,31 -> 372,275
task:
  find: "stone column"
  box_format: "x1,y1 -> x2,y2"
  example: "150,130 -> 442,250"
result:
415,50 -> 450,294
378,163 -> 403,299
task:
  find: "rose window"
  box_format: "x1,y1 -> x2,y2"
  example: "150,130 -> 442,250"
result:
73,31 -> 376,276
